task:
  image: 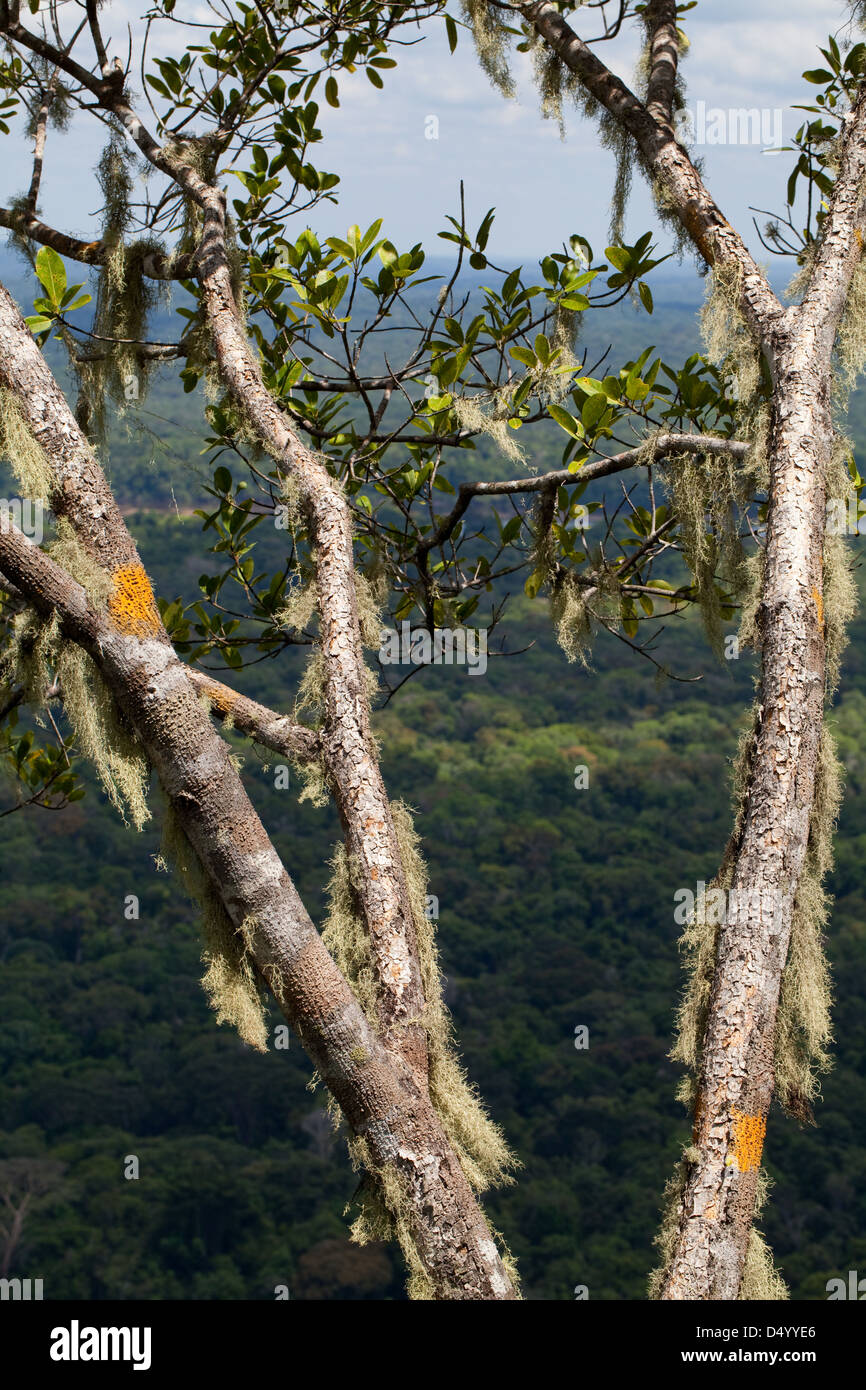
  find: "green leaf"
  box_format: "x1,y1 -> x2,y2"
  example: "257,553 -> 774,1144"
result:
509,346 -> 537,369
524,567 -> 547,600
24,315 -> 55,335
581,393 -> 608,432
445,14 -> 459,52
325,76 -> 339,108
34,246 -> 66,307
605,246 -> 631,272
145,74 -> 171,99
802,68 -> 834,84
548,404 -> 584,440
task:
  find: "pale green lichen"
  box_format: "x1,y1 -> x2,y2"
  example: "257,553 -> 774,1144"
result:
0,388 -> 54,504
461,0 -> 515,99
739,1170 -> 789,1300
4,608 -> 150,830
326,799 -> 518,1296
159,801 -> 267,1052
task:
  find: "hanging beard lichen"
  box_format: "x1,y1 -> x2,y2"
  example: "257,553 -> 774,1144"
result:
0,387 -> 54,504
738,1169 -> 789,1300
68,132 -> 168,435
461,0 -> 515,99
773,723 -> 840,1119
701,262 -> 772,486
647,1144 -> 698,1299
4,606 -> 150,830
452,386 -> 527,466
662,447 -> 751,658
323,801 -> 518,1297
831,187 -> 866,404
157,801 -> 267,1052
549,558 -> 628,669
0,390 -> 150,824
648,1155 -> 787,1299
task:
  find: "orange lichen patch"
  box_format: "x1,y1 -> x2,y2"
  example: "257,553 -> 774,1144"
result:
730,1108 -> 766,1172
207,685 -> 237,717
812,587 -> 824,627
108,563 -> 161,636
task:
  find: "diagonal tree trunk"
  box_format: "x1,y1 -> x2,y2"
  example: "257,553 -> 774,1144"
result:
0,280 -> 516,1300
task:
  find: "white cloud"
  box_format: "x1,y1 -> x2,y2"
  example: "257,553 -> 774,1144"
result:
1,1 -> 861,265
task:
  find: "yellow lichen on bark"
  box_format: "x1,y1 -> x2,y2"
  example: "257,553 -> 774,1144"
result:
108,563 -> 161,636
812,586 -> 824,627
730,1109 -> 767,1172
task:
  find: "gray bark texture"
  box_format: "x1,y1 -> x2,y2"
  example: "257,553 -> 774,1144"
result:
519,0 -> 866,1297
0,281 -> 516,1301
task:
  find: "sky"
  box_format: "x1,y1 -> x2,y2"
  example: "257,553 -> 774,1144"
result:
0,0 -> 859,270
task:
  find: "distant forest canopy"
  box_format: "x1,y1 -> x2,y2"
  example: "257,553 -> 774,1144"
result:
1,264 -> 865,1298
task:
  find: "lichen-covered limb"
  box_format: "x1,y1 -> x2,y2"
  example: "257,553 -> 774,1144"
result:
185,667 -> 321,762
515,1 -> 783,337
0,282 -> 143,577
0,272 -> 519,1294
191,193 -> 431,1077
659,89 -> 866,1302
642,0 -> 680,127
0,516 -> 516,1300
1,242 -> 428,1081
800,85 -> 866,345
5,13 -> 438,1067
0,208 -> 194,279
417,432 -> 750,557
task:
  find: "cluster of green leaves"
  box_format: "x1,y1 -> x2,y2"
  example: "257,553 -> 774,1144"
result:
1,1 -> 745,716
158,464 -> 300,669
0,52 -> 23,134
0,651 -> 87,819
758,35 -> 866,259
24,246 -> 91,341
0,725 -> 84,813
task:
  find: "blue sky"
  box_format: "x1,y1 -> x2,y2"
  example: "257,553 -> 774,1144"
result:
0,0 -> 858,271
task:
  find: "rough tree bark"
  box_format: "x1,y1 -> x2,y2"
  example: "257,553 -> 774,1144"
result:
514,0 -> 866,1297
0,282 -> 515,1300
3,0 -> 862,1300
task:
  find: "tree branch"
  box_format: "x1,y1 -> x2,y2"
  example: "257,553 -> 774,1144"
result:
417,432 -> 751,557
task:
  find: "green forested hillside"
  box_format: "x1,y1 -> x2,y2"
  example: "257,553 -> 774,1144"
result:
1,264 -> 865,1300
